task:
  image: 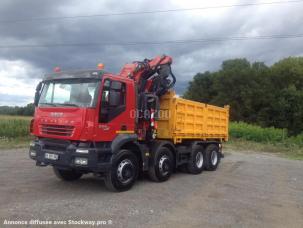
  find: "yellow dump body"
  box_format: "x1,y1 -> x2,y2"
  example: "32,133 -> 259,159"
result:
156,91 -> 229,144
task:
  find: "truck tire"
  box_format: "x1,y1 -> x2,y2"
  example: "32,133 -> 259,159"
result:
204,144 -> 220,171
148,147 -> 174,182
104,149 -> 139,192
186,145 -> 204,174
53,167 -> 82,181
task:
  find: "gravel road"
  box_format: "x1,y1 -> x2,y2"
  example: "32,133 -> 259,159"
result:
0,148 -> 302,228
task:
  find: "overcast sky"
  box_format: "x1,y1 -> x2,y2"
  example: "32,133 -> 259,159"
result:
0,0 -> 302,106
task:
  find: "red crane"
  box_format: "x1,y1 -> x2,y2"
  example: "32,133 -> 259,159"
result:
119,55 -> 176,95
119,55 -> 176,141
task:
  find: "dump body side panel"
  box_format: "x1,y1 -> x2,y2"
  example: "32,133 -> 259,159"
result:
157,91 -> 229,143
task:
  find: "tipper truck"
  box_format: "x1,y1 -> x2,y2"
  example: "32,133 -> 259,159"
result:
29,55 -> 229,191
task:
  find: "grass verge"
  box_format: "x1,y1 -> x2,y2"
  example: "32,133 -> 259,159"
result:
225,138 -> 303,160
0,136 -> 32,149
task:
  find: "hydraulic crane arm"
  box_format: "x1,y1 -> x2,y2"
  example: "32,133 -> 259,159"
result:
119,55 -> 176,96
119,55 -> 177,141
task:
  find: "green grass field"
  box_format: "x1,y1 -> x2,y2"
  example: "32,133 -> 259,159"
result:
0,115 -> 32,149
0,115 -> 31,137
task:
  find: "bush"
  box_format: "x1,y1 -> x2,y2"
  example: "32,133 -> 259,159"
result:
229,122 -> 286,143
286,133 -> 303,147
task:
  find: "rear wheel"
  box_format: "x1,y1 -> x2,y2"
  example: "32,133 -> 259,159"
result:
53,167 -> 82,181
148,147 -> 174,182
186,145 -> 204,174
204,144 -> 220,171
104,149 -> 139,192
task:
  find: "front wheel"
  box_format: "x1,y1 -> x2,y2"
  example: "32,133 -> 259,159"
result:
53,167 -> 82,181
148,147 -> 174,182
104,150 -> 139,192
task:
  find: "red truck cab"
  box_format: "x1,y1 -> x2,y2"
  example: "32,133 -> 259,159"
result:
29,69 -> 147,189
32,70 -> 136,142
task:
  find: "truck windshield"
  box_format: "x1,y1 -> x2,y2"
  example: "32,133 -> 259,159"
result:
38,79 -> 100,108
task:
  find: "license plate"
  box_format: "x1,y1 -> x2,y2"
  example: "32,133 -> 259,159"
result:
45,153 -> 59,160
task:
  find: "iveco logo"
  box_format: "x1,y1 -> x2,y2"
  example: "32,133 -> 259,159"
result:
50,112 -> 64,118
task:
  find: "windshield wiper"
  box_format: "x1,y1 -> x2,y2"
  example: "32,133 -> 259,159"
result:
54,103 -> 79,107
39,102 -> 79,107
39,103 -> 57,107
63,103 -> 79,107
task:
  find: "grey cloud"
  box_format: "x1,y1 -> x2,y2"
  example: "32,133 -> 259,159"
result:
0,93 -> 33,106
0,0 -> 302,98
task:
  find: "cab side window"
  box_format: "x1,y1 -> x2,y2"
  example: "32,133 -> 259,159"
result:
100,79 -> 126,123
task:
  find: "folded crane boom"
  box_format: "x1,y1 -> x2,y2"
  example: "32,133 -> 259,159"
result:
119,55 -> 176,96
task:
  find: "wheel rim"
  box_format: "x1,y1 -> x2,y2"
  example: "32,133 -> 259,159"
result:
159,155 -> 170,176
195,151 -> 204,168
117,159 -> 134,184
211,151 -> 218,166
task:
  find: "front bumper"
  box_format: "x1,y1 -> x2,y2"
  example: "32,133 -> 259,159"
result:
29,139 -> 112,173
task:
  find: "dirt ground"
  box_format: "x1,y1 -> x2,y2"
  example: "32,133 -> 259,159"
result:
0,148 -> 302,228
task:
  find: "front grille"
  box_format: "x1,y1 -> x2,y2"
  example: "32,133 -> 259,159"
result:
41,138 -> 71,152
44,144 -> 67,152
40,124 -> 75,137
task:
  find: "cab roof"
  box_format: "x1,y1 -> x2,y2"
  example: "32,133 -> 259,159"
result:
43,69 -> 105,81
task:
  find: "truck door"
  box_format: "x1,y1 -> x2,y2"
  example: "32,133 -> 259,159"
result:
97,78 -> 134,141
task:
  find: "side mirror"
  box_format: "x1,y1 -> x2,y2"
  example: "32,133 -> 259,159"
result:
34,82 -> 42,106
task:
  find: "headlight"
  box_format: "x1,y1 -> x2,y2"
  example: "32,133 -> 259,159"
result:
30,150 -> 36,157
74,157 -> 88,165
30,141 -> 35,147
76,148 -> 89,154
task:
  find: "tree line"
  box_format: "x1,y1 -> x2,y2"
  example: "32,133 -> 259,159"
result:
184,57 -> 303,136
0,103 -> 34,116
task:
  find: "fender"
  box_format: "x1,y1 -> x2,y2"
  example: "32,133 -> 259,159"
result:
110,134 -> 149,171
111,134 -> 138,154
